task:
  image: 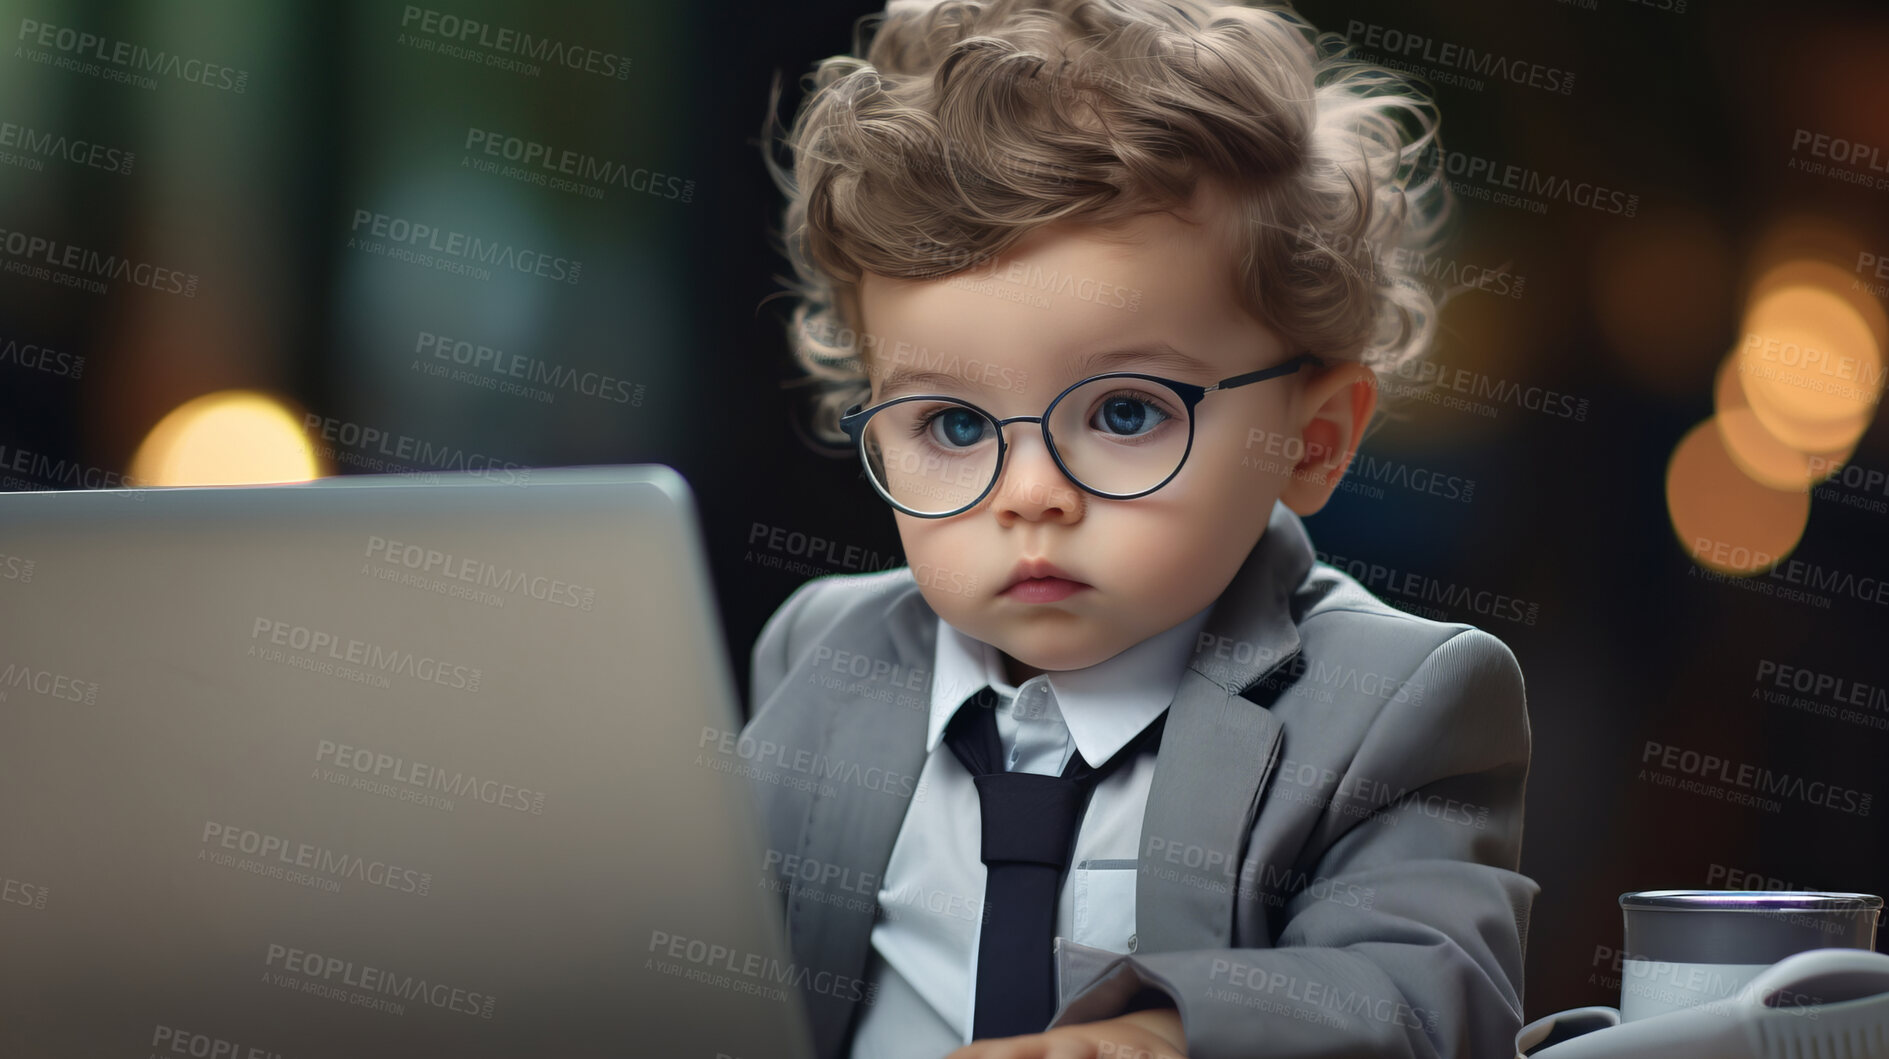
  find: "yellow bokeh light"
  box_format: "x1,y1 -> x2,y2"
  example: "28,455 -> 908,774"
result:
129,390 -> 326,486
1712,351 -> 1853,492
1735,277 -> 1884,451
1746,258 -> 1889,353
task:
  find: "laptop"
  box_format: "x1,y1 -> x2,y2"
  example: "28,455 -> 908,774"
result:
0,465 -> 818,1059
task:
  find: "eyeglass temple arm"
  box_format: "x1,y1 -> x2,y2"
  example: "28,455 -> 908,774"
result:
832,403 -> 871,448
1203,352 -> 1323,394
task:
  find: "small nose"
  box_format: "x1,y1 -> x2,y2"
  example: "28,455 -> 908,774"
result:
989,423 -> 1082,525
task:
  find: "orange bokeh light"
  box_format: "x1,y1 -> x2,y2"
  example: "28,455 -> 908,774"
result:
1666,419 -> 1810,576
1670,225 -> 1886,575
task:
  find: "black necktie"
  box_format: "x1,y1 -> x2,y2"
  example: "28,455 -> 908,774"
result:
942,686 -> 1168,1040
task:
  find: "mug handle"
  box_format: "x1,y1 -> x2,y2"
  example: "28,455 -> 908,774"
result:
1515,1005 -> 1622,1057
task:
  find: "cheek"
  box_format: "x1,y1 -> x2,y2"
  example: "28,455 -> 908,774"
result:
1171,438 -> 1274,521
893,515 -> 972,587
1090,499 -> 1243,595
900,528 -> 1003,627
1194,406 -> 1293,505
1092,455 -> 1272,596
892,513 -> 935,564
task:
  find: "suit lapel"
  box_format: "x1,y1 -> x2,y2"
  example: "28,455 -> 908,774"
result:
1136,503 -> 1314,952
790,579 -> 935,1059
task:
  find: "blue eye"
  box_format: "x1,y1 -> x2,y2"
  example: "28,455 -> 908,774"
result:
926,407 -> 990,448
1091,393 -> 1171,437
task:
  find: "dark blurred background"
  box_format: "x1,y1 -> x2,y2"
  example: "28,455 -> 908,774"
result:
2,0 -> 1887,1022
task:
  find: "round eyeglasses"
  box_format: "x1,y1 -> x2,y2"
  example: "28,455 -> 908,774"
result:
838,353 -> 1320,518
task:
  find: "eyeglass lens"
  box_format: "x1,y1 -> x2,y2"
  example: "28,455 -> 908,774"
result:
860,377 -> 1191,514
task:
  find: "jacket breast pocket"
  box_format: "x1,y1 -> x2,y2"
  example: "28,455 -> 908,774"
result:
1071,859 -> 1138,955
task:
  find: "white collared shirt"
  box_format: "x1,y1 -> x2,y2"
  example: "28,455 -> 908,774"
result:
847,604 -> 1215,1059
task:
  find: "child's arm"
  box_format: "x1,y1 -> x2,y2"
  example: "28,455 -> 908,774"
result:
946,1006 -> 1190,1058
748,577 -> 836,713
741,575 -> 854,919
1031,627 -> 1535,1059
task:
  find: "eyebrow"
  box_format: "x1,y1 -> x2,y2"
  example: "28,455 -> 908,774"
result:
876,342 -> 1216,397
1071,344 -> 1218,379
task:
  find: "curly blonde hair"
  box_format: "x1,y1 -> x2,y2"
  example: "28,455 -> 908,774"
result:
762,0 -> 1454,445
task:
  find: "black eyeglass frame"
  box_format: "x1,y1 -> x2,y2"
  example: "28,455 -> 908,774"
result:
838,351 -> 1323,518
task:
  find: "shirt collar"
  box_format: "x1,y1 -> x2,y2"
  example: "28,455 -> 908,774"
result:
926,601 -> 1217,768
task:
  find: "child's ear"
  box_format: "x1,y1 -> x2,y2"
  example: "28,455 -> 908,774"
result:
1278,358 -> 1378,517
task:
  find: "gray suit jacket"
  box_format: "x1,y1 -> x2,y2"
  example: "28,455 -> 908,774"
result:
742,502 -> 1536,1059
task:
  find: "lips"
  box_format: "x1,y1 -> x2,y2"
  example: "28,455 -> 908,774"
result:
1001,557 -> 1088,593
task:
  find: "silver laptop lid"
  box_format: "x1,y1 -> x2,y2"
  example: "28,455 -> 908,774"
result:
0,465 -> 815,1058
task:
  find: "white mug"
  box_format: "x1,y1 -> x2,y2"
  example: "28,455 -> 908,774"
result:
1616,890 -> 1880,1022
